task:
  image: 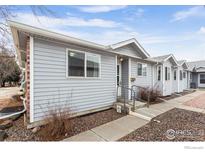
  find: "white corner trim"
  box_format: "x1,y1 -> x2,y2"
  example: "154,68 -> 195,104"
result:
115,55 -> 118,89
128,58 -> 131,100
30,36 -> 34,123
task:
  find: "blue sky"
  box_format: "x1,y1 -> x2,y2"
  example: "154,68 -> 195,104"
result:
9,5 -> 205,61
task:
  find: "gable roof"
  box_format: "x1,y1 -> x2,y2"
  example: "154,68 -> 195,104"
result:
149,54 -> 171,62
177,60 -> 188,69
149,54 -> 178,66
109,38 -> 150,58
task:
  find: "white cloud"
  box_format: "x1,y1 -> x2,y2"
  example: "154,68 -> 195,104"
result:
134,8 -> 145,17
13,13 -> 120,28
8,11 -> 205,61
198,26 -> 205,34
171,6 -> 205,22
77,5 -> 127,13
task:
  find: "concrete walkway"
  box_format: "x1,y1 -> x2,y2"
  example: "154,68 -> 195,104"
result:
64,90 -> 205,141
64,115 -> 148,141
130,90 -> 205,120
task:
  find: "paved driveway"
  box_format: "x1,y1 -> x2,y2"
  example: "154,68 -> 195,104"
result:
184,93 -> 205,109
0,87 -> 20,109
0,87 -> 20,99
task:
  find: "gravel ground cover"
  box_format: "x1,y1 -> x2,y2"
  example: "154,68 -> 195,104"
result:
4,108 -> 124,141
119,108 -> 205,141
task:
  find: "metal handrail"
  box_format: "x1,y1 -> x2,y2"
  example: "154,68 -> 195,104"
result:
131,85 -> 150,107
117,85 -> 135,113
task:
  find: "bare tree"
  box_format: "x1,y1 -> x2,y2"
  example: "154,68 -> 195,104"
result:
0,6 -> 54,54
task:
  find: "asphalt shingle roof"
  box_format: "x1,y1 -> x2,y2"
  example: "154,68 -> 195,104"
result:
148,54 -> 171,62
187,60 -> 205,70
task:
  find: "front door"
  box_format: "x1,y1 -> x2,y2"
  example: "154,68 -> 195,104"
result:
198,73 -> 205,88
117,62 -> 122,96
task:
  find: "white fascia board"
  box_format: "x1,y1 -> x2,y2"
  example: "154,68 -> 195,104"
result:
110,38 -> 150,58
8,20 -> 106,50
163,54 -> 179,66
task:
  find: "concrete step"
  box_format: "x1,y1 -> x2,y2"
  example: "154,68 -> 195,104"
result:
114,101 -> 147,113
130,107 -> 163,121
129,101 -> 147,111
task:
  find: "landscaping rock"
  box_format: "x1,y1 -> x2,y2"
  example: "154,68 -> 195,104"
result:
32,127 -> 40,134
0,120 -> 13,130
0,130 -> 8,141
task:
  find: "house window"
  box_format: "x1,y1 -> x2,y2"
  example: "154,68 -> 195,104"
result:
190,73 -> 192,80
137,63 -> 142,76
180,70 -> 183,80
200,74 -> 205,84
67,49 -> 100,78
174,70 -> 177,80
157,66 -> 161,81
68,50 -> 85,77
165,67 -> 170,81
183,72 -> 186,78
142,64 -> 147,76
86,53 -> 100,77
137,63 -> 147,76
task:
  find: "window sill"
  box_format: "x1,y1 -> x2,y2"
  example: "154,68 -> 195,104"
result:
66,76 -> 101,80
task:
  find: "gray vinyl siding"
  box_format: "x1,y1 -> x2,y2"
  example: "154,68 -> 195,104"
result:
33,38 -> 116,122
131,59 -> 153,87
115,46 -> 141,58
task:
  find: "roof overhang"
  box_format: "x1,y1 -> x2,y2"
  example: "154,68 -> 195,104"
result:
109,38 -> 150,58
180,61 -> 189,70
8,20 -> 156,66
163,54 -> 179,66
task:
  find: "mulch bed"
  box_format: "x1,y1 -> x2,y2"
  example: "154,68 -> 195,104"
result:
4,108 -> 124,141
119,108 -> 205,141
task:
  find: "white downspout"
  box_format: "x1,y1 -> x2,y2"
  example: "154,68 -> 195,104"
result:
0,68 -> 26,120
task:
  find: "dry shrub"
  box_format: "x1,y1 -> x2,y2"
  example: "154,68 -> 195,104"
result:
138,88 -> 161,104
37,107 -> 74,141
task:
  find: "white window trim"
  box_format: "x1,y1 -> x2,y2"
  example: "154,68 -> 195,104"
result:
137,62 -> 147,77
142,64 -> 147,76
66,48 -> 101,79
198,73 -> 205,86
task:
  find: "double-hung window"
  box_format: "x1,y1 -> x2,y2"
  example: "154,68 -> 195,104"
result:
137,63 -> 142,76
137,63 -> 147,76
67,49 -> 100,78
68,50 -> 85,77
165,67 -> 170,81
86,53 -> 100,77
142,64 -> 147,76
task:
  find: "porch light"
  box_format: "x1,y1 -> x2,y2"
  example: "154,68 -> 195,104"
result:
120,57 -> 123,62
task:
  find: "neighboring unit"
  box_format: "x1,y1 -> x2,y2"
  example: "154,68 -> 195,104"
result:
188,60 -> 205,88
